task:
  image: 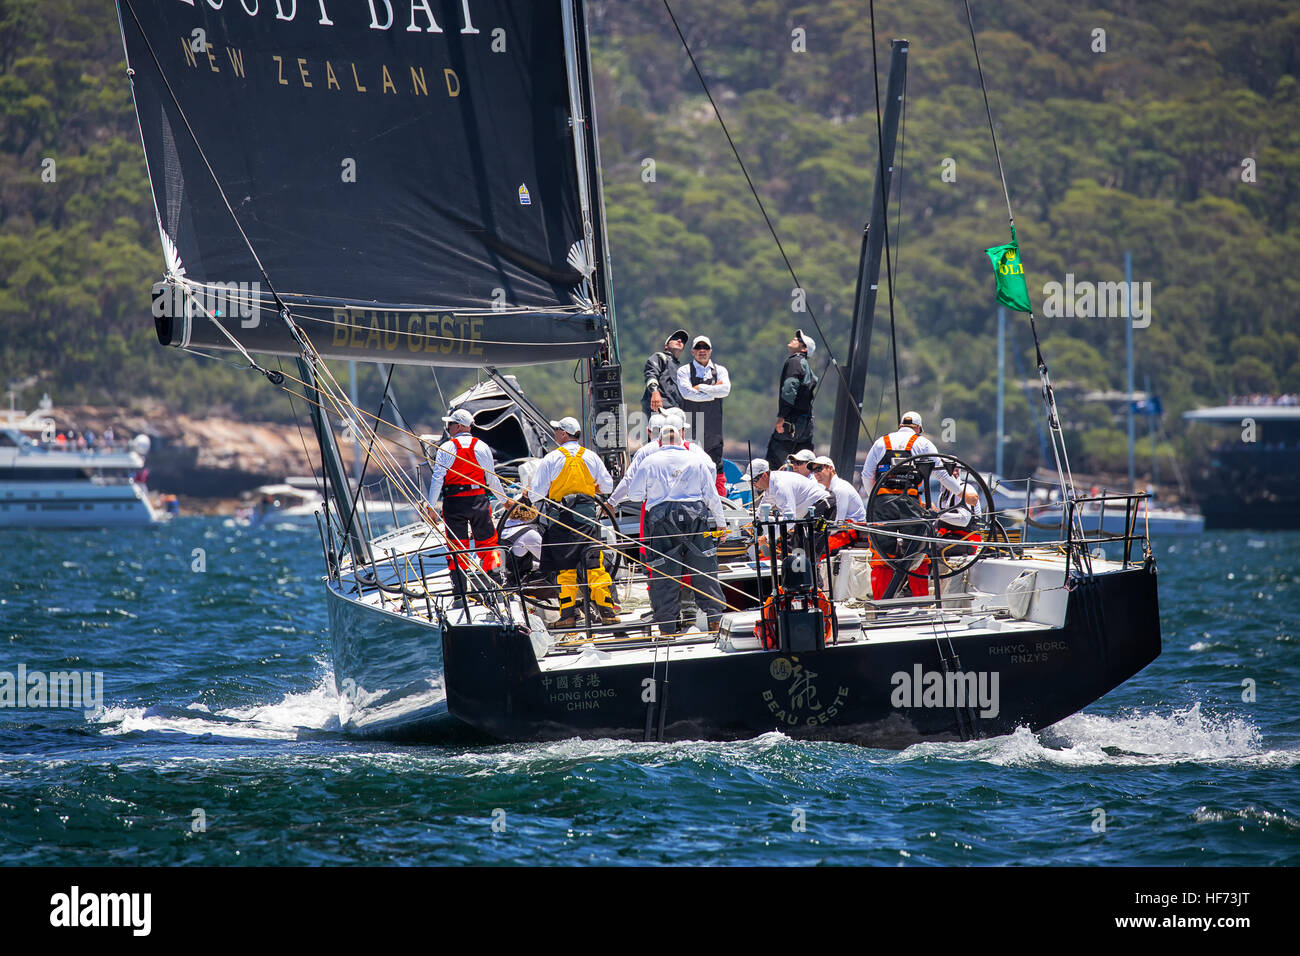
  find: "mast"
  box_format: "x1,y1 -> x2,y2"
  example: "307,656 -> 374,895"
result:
297,357 -> 370,566
348,360 -> 362,486
830,38 -> 908,480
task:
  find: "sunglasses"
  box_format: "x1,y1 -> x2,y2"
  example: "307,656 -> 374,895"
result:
809,464 -> 827,472
693,345 -> 711,350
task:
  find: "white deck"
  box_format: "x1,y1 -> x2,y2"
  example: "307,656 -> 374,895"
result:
331,517 -> 1103,672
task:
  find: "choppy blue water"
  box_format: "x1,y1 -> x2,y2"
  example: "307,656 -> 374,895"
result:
1,519 -> 1296,865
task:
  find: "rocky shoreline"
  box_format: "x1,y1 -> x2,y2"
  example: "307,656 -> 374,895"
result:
53,401 -> 322,499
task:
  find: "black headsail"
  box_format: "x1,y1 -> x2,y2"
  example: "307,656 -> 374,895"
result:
117,0 -> 607,367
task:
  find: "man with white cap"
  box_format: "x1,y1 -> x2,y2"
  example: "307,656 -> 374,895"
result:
642,329 -> 688,420
627,419 -> 727,635
526,415 -> 618,627
784,447 -> 817,478
862,411 -> 969,500
676,334 -> 731,493
608,410 -> 711,509
766,329 -> 819,465
741,457 -> 833,521
425,408 -> 507,588
810,455 -> 866,524
860,410 -> 972,598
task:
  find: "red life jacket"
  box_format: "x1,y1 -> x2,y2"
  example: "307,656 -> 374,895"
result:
444,435 -> 486,497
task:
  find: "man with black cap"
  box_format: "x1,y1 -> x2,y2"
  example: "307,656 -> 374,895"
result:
676,334 -> 731,493
766,329 -> 818,465
642,329 -> 688,421
425,408 -> 507,591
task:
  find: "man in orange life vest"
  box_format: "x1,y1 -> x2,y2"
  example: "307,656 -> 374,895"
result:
425,408 -> 506,591
526,416 -> 618,628
860,410 -> 973,599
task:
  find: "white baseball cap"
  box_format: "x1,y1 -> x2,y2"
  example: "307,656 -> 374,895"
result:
795,328 -> 816,355
550,416 -> 582,435
741,458 -> 770,481
900,410 -> 923,430
647,413 -> 667,435
811,455 -> 835,470
664,407 -> 690,431
787,448 -> 816,464
692,335 -> 712,350
442,409 -> 474,428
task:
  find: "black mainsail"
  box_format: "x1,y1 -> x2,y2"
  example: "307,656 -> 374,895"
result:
118,0 -> 606,367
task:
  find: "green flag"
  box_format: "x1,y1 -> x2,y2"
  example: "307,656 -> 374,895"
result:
985,226 -> 1032,314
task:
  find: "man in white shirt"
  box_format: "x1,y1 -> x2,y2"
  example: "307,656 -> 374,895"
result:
425,408 -> 507,585
525,416 -> 618,626
859,411 -> 973,599
810,455 -> 866,555
862,410 -> 964,499
810,455 -> 865,522
740,457 -> 833,520
608,409 -> 713,508
676,335 -> 731,493
628,422 -> 727,634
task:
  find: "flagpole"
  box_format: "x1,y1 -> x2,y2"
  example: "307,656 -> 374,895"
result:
1146,373 -> 1158,492
1126,250 -> 1135,493
997,306 -> 1005,478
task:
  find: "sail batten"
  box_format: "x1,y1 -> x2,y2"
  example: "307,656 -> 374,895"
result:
118,0 -> 604,366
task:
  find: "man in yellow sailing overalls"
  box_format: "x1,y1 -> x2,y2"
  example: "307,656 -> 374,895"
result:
526,416 -> 618,628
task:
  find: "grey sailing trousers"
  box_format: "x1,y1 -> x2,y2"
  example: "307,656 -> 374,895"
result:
645,500 -> 725,631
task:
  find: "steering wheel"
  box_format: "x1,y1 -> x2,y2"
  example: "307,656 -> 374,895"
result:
863,453 -> 996,580
497,494 -> 626,584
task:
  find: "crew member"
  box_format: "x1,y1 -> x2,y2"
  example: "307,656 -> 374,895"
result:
526,416 -> 618,627
785,448 -> 816,477
498,497 -> 543,586
741,458 -> 833,520
934,462 -> 984,561
642,329 -> 688,420
860,410 -> 969,599
811,455 -> 866,546
425,408 -> 507,589
766,329 -> 818,465
628,421 -> 727,635
676,335 -> 731,495
608,410 -> 712,508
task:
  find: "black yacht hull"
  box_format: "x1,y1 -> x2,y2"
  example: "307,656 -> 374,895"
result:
441,564 -> 1161,748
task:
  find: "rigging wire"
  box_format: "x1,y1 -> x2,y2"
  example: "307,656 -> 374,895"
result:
868,0 -> 903,424
340,363 -> 397,545
258,359 -> 752,612
960,0 -> 1081,526
660,0 -> 878,447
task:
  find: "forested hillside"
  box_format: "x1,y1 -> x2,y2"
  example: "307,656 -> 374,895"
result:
2,0 -> 1298,477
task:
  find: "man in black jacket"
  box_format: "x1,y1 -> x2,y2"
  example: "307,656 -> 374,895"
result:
765,329 -> 818,464
641,328 -> 688,421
